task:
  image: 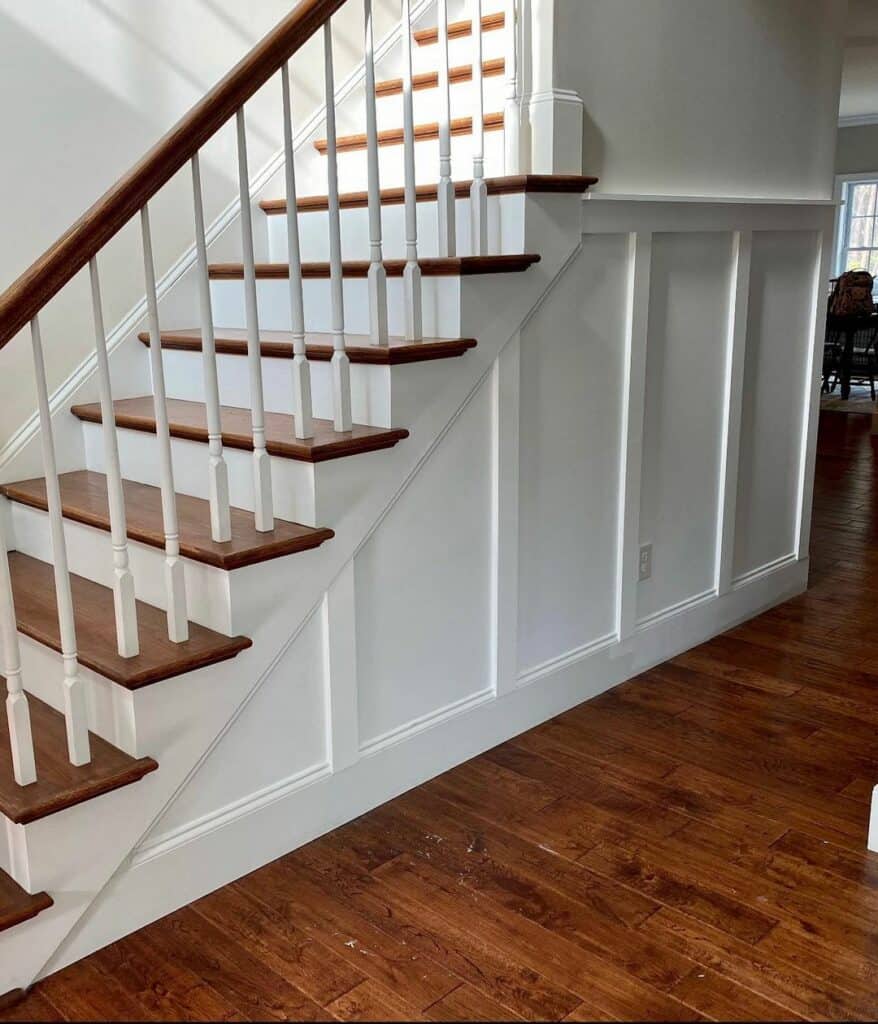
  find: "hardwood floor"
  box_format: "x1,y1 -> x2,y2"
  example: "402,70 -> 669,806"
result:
5,409 -> 878,1022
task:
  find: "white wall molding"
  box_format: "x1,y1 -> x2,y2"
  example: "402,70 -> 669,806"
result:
517,631 -> 618,689
359,688 -> 495,758
323,560 -> 360,773
838,113 -> 878,128
616,231 -> 652,641
715,229 -> 753,595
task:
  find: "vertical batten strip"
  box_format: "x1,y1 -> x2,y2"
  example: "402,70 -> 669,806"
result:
503,0 -> 521,175
324,21 -> 353,430
715,230 -> 752,595
281,64 -> 315,439
236,108 -> 275,530
191,155 -> 232,544
364,0 -> 390,346
0,504 -> 36,786
30,316 -> 91,766
141,206 -> 190,642
436,0 -> 456,256
616,231 -> 652,641
88,259 -> 140,658
401,0 -> 423,340
470,0 -> 488,255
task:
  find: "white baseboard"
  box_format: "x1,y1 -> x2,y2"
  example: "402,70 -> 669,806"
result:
48,553 -> 807,977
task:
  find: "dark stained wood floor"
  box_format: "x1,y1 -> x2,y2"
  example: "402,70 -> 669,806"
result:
4,410 -> 878,1022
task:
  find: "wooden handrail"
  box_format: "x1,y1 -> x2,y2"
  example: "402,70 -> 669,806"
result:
0,0 -> 346,350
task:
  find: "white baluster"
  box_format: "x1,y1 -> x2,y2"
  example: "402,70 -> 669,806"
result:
364,0 -> 390,345
89,258 -> 139,658
324,21 -> 353,431
470,0 -> 488,254
141,206 -> 189,643
503,0 -> 521,175
191,154 -> 232,544
30,316 -> 91,766
236,108 -> 275,529
436,0 -> 456,257
401,0 -> 423,340
281,64 -> 315,438
0,508 -> 36,786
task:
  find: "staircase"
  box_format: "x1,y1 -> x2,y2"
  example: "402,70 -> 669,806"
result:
0,0 -> 596,999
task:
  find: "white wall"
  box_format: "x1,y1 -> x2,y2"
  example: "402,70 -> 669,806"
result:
551,0 -> 846,200
840,0 -> 878,120
0,0 -> 400,443
837,124 -> 878,175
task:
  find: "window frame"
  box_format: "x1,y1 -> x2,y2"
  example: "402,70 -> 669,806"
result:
835,173 -> 878,283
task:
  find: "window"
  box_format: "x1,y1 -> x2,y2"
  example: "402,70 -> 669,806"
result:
838,179 -> 878,293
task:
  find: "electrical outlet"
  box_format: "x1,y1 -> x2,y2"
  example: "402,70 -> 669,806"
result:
639,543 -> 653,582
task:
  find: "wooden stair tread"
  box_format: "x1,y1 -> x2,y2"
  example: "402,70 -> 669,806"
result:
1,472 -> 334,572
208,253 -> 540,280
414,11 -> 504,45
0,868 -> 52,931
375,58 -> 504,96
260,175 -> 598,215
314,112 -> 504,153
8,552 -> 251,691
71,397 -> 410,464
139,328 -> 477,366
0,690 -> 157,824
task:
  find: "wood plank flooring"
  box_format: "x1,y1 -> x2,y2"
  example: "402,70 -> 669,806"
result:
5,409 -> 878,1021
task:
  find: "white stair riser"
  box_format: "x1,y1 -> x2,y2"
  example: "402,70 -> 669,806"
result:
372,73 -> 505,133
266,196 -> 510,262
210,274 -> 463,337
332,128 -> 505,193
160,349 -> 393,427
8,502 -> 234,636
80,419 -> 396,530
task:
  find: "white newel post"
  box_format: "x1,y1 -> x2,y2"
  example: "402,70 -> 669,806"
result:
141,205 -> 190,643
237,108 -> 275,531
364,0 -> 390,345
0,506 -> 36,786
324,20 -> 354,430
30,316 -> 91,766
281,63 -> 315,438
503,0 -> 522,175
401,0 -> 423,340
470,0 -> 488,254
436,0 -> 456,257
89,258 -> 140,659
191,154 -> 233,544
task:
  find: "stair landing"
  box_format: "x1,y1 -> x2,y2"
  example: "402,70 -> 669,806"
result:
0,691 -> 156,825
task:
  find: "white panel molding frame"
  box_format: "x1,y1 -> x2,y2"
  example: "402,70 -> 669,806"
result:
492,333 -> 521,696
324,560 -> 360,772
716,229 -> 753,595
616,231 -> 652,641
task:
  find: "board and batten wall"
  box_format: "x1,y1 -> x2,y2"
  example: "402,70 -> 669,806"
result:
56,195 -> 832,949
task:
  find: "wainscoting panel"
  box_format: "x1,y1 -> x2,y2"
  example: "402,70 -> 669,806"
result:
517,235 -> 628,678
354,373 -> 495,750
733,230 -> 821,581
637,231 -> 732,624
150,604 -> 329,836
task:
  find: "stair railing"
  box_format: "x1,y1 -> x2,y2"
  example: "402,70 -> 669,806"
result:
0,0 -> 519,782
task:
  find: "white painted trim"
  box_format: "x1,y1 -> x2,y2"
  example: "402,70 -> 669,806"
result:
731,552 -> 799,590
358,687 -> 495,757
491,333 -> 521,696
838,113 -> 878,128
715,230 -> 752,595
635,588 -> 717,632
616,231 -> 652,641
586,193 -> 836,207
323,559 -> 360,773
131,761 -> 332,868
0,0 -> 434,473
796,219 -> 835,561
516,631 -> 618,688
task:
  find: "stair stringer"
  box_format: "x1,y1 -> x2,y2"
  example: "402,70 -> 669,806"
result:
6,191 -> 584,985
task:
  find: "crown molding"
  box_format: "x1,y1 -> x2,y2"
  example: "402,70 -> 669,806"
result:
839,113 -> 878,128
